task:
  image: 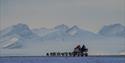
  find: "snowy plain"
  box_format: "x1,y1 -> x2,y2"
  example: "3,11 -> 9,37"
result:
0,56 -> 125,63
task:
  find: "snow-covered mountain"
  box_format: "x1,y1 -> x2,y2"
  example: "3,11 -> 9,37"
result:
99,24 -> 125,37
66,25 -> 101,39
0,23 -> 40,49
40,25 -> 101,42
38,25 -> 70,41
54,24 -> 69,31
0,23 -> 125,56
32,28 -> 52,37
32,24 -> 69,37
0,23 -> 36,38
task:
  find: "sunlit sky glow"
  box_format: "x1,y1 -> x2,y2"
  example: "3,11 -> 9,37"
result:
0,0 -> 125,32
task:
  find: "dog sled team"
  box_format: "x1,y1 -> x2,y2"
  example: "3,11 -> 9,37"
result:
46,44 -> 88,57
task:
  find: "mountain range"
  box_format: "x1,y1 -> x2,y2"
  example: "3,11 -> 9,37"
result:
99,23 -> 125,37
0,23 -> 125,56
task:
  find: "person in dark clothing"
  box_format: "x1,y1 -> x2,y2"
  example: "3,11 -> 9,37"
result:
73,45 -> 81,56
81,44 -> 86,52
81,44 -> 88,56
46,53 -> 49,56
74,45 -> 81,52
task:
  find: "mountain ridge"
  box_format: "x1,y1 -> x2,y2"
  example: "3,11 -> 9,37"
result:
0,23 -> 125,55
99,23 -> 125,37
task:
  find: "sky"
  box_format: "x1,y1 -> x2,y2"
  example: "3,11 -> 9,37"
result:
0,0 -> 125,32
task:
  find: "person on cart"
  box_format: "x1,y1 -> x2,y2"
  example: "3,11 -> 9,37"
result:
73,45 -> 81,56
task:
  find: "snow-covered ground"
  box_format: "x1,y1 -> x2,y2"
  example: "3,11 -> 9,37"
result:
0,37 -> 124,56
0,23 -> 125,56
0,56 -> 125,63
